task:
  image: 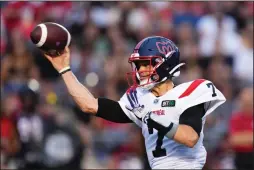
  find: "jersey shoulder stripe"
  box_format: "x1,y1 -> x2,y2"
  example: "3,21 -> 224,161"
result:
178,79 -> 206,99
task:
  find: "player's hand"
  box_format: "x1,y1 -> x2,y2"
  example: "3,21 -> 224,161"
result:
125,87 -> 149,119
43,47 -> 70,72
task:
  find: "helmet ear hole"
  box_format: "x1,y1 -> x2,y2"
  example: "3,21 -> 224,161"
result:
162,64 -> 170,70
151,74 -> 159,81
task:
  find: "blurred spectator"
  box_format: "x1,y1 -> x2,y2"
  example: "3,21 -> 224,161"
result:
1,15 -> 7,56
1,94 -> 20,169
196,2 -> 238,57
15,86 -> 84,169
173,2 -> 204,28
175,22 -> 198,60
228,87 -> 253,170
15,86 -> 45,169
1,29 -> 39,89
41,106 -> 84,170
232,19 -> 253,85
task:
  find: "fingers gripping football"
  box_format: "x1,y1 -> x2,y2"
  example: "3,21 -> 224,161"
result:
44,47 -> 71,72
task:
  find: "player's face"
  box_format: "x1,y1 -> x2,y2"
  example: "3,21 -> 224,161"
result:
135,60 -> 154,80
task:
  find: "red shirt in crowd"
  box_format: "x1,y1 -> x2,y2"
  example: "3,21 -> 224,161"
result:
229,112 -> 253,152
0,117 -> 15,151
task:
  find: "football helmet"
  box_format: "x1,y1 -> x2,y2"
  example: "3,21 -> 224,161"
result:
126,36 -> 185,90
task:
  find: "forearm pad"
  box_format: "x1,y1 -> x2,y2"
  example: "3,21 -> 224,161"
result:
165,123 -> 179,139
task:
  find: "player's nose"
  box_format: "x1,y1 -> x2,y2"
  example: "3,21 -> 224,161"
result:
138,65 -> 152,72
138,65 -> 153,76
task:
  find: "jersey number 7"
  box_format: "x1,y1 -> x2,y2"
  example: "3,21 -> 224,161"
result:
147,118 -> 171,158
206,83 -> 217,97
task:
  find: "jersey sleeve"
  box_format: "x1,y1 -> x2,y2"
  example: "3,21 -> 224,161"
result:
96,98 -> 132,123
178,79 -> 226,118
118,93 -> 142,128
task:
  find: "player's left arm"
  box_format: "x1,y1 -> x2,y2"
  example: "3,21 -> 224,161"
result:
172,80 -> 226,147
148,103 -> 205,148
172,103 -> 205,148
150,79 -> 226,148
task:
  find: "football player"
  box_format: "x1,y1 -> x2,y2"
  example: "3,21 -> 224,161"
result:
44,36 -> 226,169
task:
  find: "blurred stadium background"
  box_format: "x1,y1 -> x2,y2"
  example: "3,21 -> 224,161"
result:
0,1 -> 253,169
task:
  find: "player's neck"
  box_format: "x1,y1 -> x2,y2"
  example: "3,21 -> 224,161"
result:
150,80 -> 174,97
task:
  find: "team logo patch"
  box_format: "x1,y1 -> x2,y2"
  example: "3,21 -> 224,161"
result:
161,100 -> 176,107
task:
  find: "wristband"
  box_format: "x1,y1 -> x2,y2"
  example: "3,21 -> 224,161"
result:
165,123 -> 179,139
59,66 -> 71,75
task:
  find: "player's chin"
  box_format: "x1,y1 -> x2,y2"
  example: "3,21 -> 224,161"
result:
139,78 -> 150,85
140,76 -> 149,80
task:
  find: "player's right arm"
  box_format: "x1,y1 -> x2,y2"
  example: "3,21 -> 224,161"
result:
44,47 -> 99,114
62,71 -> 133,123
62,71 -> 134,123
43,47 -> 134,124
61,71 -> 98,114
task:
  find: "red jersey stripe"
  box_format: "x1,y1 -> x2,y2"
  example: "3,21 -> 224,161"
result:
179,79 -> 206,99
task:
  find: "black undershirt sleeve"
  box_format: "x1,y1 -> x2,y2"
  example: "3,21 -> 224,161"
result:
179,103 -> 205,136
96,98 -> 133,123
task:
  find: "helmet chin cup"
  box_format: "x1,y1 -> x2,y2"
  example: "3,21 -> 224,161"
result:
139,81 -> 157,91
136,73 -> 161,91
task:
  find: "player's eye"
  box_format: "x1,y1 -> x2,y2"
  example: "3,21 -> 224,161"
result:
135,60 -> 150,70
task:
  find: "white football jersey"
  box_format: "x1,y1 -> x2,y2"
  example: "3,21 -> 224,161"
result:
118,79 -> 226,169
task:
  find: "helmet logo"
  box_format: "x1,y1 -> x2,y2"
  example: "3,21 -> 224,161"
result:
156,41 -> 173,55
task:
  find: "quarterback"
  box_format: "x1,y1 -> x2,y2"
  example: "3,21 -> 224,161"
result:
44,36 -> 226,169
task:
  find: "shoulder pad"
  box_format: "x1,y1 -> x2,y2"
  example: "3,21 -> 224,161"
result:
177,79 -> 226,113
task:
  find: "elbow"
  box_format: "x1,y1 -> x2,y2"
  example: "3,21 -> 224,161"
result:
185,133 -> 199,148
82,106 -> 97,114
174,125 -> 200,148
79,98 -> 98,115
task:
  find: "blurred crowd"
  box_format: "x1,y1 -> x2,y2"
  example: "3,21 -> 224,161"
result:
1,1 -> 253,169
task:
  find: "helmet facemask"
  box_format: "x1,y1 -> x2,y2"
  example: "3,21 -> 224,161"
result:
126,53 -> 164,90
126,51 -> 185,91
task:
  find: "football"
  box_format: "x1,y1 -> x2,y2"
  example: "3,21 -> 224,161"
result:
30,22 -> 71,57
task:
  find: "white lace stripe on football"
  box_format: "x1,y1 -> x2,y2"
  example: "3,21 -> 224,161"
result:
66,29 -> 71,47
50,22 -> 71,47
36,24 -> 47,47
